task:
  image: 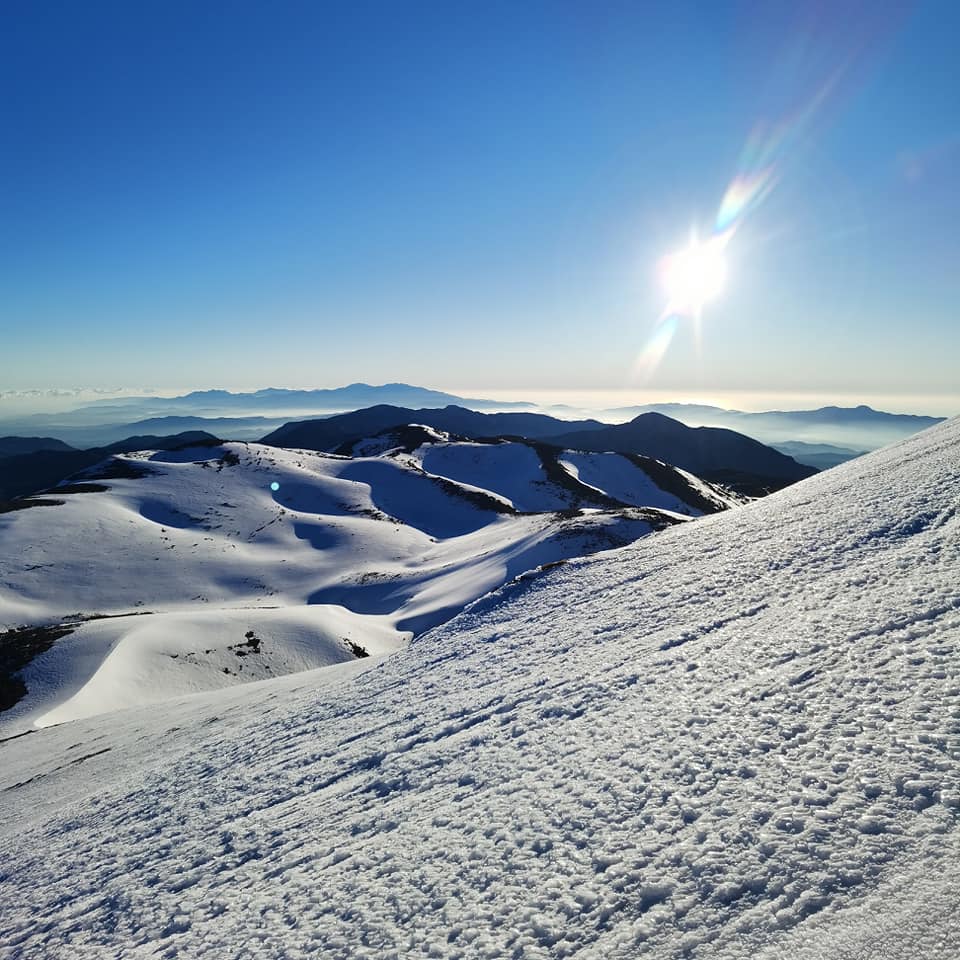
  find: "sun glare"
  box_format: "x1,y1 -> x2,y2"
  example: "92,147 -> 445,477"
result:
660,236 -> 728,314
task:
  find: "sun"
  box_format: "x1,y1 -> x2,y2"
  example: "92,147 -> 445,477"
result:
659,236 -> 728,314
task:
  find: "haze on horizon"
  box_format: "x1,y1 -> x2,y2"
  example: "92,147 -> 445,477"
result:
2,2 -> 957,414
0,383 -> 957,420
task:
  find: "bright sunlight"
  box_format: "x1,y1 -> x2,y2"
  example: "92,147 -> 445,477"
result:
659,235 -> 728,315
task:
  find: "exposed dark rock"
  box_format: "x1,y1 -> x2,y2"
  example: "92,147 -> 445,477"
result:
0,624 -> 75,712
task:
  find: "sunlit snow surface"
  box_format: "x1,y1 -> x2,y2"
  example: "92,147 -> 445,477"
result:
0,421 -> 958,958
1,440 -> 715,729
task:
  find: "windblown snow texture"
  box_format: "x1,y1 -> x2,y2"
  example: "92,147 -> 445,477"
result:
0,419 -> 957,958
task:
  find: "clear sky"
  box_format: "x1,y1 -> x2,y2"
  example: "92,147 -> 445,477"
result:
2,1 -> 957,414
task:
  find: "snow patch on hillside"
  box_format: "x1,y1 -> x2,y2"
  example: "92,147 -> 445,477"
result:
560,451 -> 702,514
419,440 -> 572,511
20,605 -> 396,729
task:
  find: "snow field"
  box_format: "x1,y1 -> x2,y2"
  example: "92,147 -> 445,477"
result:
17,605 -> 398,729
0,419 -> 956,956
0,441 -> 675,729
419,441 -> 573,512
416,441 -> 737,515
559,451 -> 703,514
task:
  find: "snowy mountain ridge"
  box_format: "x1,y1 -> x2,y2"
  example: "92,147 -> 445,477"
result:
263,404 -> 815,493
0,433 -> 734,731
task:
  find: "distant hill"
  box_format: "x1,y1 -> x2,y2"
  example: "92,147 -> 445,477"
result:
262,404 -> 605,449
0,437 -> 75,457
550,412 -> 816,492
0,431 -> 220,501
609,402 -> 946,449
770,440 -> 865,470
329,424 -> 739,516
263,405 -> 814,495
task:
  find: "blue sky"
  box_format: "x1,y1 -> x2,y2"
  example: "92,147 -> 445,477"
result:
2,1 -> 957,413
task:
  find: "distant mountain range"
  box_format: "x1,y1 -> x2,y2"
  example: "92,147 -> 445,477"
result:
768,440 -> 867,471
0,384 -> 520,447
0,382 -> 947,461
0,436 -> 74,457
47,383 -> 528,428
264,403 -> 601,446
609,402 -> 945,450
263,405 -> 815,493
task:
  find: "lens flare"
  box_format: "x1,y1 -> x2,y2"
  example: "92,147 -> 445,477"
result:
633,37 -> 863,385
713,66 -> 842,240
634,314 -> 679,381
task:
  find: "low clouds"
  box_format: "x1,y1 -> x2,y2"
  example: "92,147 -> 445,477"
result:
0,387 -> 158,415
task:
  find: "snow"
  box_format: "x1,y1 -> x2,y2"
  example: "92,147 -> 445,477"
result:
418,440 -> 574,511
0,440 -> 670,730
335,458 -> 502,537
416,440 -> 737,515
23,606 -> 398,729
0,419 -> 957,958
560,451 -> 708,514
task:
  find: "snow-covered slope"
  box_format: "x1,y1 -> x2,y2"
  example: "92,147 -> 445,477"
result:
0,439 -> 695,729
0,420 -> 956,958
414,438 -> 738,515
558,451 -> 731,514
420,439 -> 571,511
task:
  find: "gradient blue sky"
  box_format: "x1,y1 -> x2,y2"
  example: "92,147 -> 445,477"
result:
2,1 -> 957,413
